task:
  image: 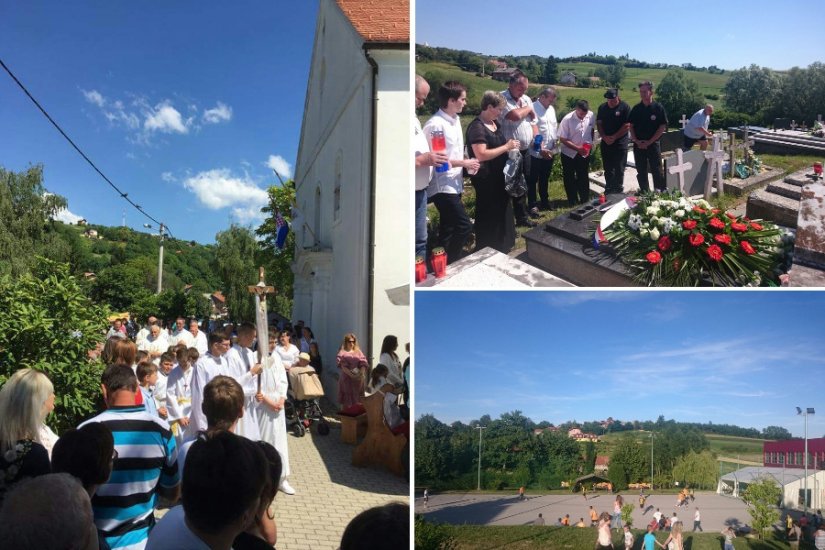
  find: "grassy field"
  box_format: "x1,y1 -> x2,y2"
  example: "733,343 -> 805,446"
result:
706,434 -> 767,464
416,60 -> 730,120
423,524 -> 810,549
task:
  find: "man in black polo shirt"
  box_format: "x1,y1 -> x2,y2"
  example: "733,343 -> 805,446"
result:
596,88 -> 631,194
629,80 -> 668,192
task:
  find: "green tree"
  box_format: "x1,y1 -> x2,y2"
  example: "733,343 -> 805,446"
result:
762,425 -> 793,440
415,516 -> 457,550
656,69 -> 704,125
777,62 -> 825,124
723,64 -> 783,116
672,450 -> 718,490
606,63 -> 626,88
256,182 -> 296,319
609,434 -> 649,490
0,165 -> 68,277
0,258 -> 108,433
214,224 -> 259,323
742,477 -> 781,539
92,260 -> 154,311
543,56 -> 559,84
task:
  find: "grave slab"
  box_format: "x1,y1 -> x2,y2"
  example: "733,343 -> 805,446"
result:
766,181 -> 803,201
416,247 -> 573,288
523,195 -> 636,287
794,181 -> 825,270
665,148 -> 706,196
746,189 -> 801,228
659,130 -> 684,153
721,166 -> 784,197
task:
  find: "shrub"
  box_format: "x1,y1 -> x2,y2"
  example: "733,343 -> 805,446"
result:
0,258 -> 108,433
415,515 -> 458,550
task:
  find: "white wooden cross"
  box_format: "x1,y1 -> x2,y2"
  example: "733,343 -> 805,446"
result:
667,148 -> 693,194
818,114 -> 823,124
703,135 -> 726,199
679,114 -> 689,129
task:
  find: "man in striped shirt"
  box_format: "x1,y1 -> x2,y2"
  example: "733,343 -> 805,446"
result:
80,363 -> 180,550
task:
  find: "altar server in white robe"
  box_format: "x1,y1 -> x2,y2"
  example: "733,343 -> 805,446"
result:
257,330 -> 294,495
166,346 -> 196,445
186,330 -> 231,438
225,322 -> 264,441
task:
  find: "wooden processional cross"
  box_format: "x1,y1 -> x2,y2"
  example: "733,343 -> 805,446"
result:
248,267 -> 275,392
703,135 -> 726,199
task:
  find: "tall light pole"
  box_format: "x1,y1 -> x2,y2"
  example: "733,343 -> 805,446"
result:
144,223 -> 166,294
797,407 -> 815,514
476,426 -> 487,491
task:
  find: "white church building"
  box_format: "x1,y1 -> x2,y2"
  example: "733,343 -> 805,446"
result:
292,0 -> 410,403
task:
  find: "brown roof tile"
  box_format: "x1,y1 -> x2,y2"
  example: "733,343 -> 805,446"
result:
335,0 -> 409,43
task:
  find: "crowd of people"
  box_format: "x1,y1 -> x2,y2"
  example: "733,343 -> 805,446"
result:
414,72 -> 721,268
0,315 -> 410,549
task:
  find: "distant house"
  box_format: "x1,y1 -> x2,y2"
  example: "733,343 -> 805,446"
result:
568,427 -> 599,442
83,229 -> 98,239
595,455 -> 610,473
77,218 -> 87,226
183,284 -> 193,294
560,71 -> 577,86
489,60 -> 507,70
492,67 -> 519,82
83,272 -> 96,281
533,426 -> 559,436
209,291 -> 228,319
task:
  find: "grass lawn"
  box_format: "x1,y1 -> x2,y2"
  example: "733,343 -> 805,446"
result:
706,434 -> 768,464
429,524 -> 811,549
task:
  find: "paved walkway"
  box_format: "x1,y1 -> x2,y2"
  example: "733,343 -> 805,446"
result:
417,491 -> 755,533
271,421 -> 409,549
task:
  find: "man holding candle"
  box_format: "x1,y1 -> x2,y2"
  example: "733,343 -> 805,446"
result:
558,99 -> 595,206
423,81 -> 479,264
499,70 -> 538,227
528,87 -> 559,214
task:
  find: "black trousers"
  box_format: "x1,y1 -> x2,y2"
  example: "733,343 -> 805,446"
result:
601,144 -> 628,194
561,153 -> 590,205
528,155 -> 555,208
634,142 -> 665,192
512,149 -> 531,223
430,192 -> 472,264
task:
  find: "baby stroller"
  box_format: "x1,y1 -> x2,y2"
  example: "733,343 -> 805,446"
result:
285,366 -> 330,437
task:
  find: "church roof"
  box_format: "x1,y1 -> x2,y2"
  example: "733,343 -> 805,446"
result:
335,0 -> 409,44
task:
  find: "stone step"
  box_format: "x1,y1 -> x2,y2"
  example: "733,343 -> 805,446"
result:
753,133 -> 825,146
753,137 -> 825,156
785,169 -> 823,187
767,181 -> 803,201
721,167 -> 784,197
746,189 -> 800,228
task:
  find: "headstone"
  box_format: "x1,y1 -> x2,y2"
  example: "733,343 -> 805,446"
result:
666,149 -> 706,196
679,114 -> 689,129
703,135 -> 726,199
818,114 -> 823,124
794,181 -> 825,269
774,118 -> 792,130
659,130 -> 684,153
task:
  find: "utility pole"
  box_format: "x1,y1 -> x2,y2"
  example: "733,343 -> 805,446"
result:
476,426 -> 487,491
797,407 -> 815,514
144,223 -> 166,294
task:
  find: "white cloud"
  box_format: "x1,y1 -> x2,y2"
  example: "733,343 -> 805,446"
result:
161,172 -> 176,183
232,205 -> 264,221
266,155 -> 293,179
54,207 -> 84,225
144,101 -> 190,134
203,102 -> 232,124
182,169 -> 268,215
82,89 -> 105,108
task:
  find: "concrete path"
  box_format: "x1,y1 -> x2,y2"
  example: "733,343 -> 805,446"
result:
417,491 -> 754,533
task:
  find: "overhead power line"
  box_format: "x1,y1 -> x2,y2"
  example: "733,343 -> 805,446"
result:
0,57 -> 173,239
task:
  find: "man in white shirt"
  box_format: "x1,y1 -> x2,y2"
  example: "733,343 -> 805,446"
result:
135,315 -> 158,349
414,74 -> 449,262
683,104 -> 714,150
169,317 -> 194,348
188,319 -> 208,355
424,81 -> 480,265
139,324 -> 169,364
500,70 -> 538,227
225,322 -> 264,441
528,87 -> 559,215
558,99 -> 596,206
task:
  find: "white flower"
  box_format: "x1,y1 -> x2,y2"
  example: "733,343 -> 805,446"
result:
650,228 -> 661,241
628,214 -> 642,231
640,228 -> 650,238
651,200 -> 661,208
674,209 -> 685,219
650,216 -> 659,226
662,218 -> 675,234
646,206 -> 660,216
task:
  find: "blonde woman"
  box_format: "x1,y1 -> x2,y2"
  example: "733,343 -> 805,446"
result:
0,369 -> 54,500
658,521 -> 683,550
336,333 -> 368,409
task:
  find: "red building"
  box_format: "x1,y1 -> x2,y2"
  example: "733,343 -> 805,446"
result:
764,438 -> 825,469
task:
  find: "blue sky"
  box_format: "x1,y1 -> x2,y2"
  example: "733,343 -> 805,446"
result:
415,291 -> 825,437
415,0 -> 824,71
2,2 -> 318,243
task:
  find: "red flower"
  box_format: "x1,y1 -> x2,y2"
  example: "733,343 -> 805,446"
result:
646,250 -> 662,264
709,217 -> 726,231
682,220 -> 697,230
725,212 -> 738,220
750,222 -> 763,231
707,244 -> 723,262
731,222 -> 748,232
740,241 -> 756,255
714,234 -> 732,245
693,206 -> 706,214
657,236 -> 672,252
689,232 -> 705,246
712,208 -> 720,214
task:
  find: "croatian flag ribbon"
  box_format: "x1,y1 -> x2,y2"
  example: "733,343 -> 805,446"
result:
274,211 -> 289,250
592,197 -> 637,249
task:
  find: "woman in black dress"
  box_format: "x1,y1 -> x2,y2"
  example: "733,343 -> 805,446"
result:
466,91 -> 522,253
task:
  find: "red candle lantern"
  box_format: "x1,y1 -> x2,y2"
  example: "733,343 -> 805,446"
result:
415,256 -> 427,283
431,247 -> 447,278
